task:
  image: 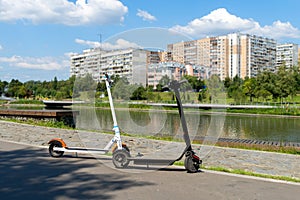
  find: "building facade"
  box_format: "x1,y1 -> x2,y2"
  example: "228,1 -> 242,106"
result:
147,62 -> 186,88
70,48 -> 148,86
167,33 -> 277,80
227,33 -> 277,79
276,43 -> 299,69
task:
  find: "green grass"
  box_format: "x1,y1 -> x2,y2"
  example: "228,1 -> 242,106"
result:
9,99 -> 43,104
0,117 -> 73,129
0,100 -> 7,104
193,140 -> 300,155
202,166 -> 300,183
173,161 -> 300,183
227,108 -> 300,116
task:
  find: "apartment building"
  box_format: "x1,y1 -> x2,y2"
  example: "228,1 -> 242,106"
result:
167,33 -> 277,80
70,48 -> 148,86
70,48 -> 102,81
196,37 -> 211,67
147,62 -> 186,88
276,43 -> 298,69
227,33 -> 277,78
184,40 -> 197,65
167,42 -> 184,64
210,36 -> 228,80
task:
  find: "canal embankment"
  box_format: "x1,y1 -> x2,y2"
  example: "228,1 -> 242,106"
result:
0,120 -> 299,180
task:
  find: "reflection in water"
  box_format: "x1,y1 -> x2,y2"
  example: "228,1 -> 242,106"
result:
75,108 -> 300,143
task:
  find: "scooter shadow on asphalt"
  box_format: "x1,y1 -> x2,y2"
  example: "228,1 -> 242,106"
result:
54,152 -> 204,173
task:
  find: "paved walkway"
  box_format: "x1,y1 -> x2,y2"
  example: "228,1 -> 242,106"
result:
0,120 -> 299,179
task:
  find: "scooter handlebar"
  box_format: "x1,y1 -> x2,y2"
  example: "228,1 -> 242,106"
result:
167,79 -> 188,90
104,73 -> 113,86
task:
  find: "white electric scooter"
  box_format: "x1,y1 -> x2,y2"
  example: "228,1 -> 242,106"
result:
48,74 -> 128,159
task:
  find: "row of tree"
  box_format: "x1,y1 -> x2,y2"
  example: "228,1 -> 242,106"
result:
1,65 -> 299,103
0,76 -> 75,100
224,66 -> 300,103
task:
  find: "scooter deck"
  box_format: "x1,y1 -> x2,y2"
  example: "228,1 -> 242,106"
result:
53,147 -> 108,154
128,158 -> 176,166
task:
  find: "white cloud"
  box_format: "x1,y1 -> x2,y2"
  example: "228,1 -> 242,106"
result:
0,44 -> 3,50
75,38 -> 142,50
170,8 -> 300,40
251,20 -> 300,40
0,55 -> 69,70
0,0 -> 128,25
136,9 -> 156,22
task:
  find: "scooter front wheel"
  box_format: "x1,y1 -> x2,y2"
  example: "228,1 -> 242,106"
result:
184,156 -> 199,173
49,141 -> 64,158
112,149 -> 130,168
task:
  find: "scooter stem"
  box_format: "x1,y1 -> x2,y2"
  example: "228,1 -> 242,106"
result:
105,74 -> 122,149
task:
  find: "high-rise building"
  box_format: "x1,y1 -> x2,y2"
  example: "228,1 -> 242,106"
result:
167,42 -> 184,64
167,33 -> 277,80
70,48 -> 148,86
196,37 -> 211,67
210,36 -> 228,80
227,33 -> 276,78
168,37 -> 226,78
70,48 -> 103,81
184,40 -> 197,65
276,43 -> 298,69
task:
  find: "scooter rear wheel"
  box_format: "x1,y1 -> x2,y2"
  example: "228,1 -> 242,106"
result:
49,141 -> 64,157
184,156 -> 199,173
112,149 -> 130,168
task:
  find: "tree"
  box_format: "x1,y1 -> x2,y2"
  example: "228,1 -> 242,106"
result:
292,65 -> 300,92
96,81 -> 106,92
6,79 -> 23,97
73,74 -> 97,100
53,76 -> 58,90
159,75 -> 170,87
256,71 -> 279,101
223,77 -> 231,89
243,77 -> 257,102
130,86 -> 147,100
206,75 -> 225,103
0,80 -> 8,96
183,75 -> 205,91
17,85 -> 27,98
155,83 -> 163,92
276,66 -> 297,102
198,88 -> 207,102
112,77 -> 132,100
227,75 -> 243,98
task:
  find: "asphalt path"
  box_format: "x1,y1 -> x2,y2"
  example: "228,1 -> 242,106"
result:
0,140 -> 299,200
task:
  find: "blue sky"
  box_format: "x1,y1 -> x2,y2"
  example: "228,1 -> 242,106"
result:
1,0 -> 300,82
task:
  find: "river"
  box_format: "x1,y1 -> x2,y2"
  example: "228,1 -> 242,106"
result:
75,107 -> 300,143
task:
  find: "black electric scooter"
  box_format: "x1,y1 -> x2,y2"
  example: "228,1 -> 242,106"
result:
112,79 -> 202,173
